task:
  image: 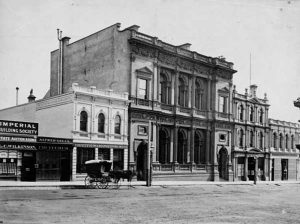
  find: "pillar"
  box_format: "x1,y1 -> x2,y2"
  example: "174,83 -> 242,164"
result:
244,154 -> 248,181
173,126 -> 178,163
124,148 -> 128,170
95,148 -> 98,160
72,146 -> 77,181
174,71 -> 179,106
190,127 -> 195,164
187,128 -> 191,163
191,76 -> 195,109
205,130 -> 210,164
157,66 -> 160,101
152,123 -> 157,163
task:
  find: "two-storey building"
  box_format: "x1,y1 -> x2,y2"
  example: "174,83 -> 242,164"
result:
49,23 -> 237,181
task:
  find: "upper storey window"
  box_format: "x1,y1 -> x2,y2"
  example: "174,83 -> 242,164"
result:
98,113 -> 105,133
80,111 -> 88,132
238,104 -> 244,121
279,133 -> 283,149
291,135 -> 294,149
249,107 -> 254,122
137,78 -> 148,99
249,130 -> 254,147
238,129 -> 244,148
114,115 -> 121,135
285,134 -> 289,149
273,132 -> 277,148
178,77 -> 188,107
258,108 -> 264,124
219,96 -> 227,113
159,73 -> 170,104
195,80 -> 205,110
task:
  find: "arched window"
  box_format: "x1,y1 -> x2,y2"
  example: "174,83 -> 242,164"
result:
239,129 -> 244,148
249,106 -> 254,122
177,129 -> 187,164
259,132 -> 263,149
195,80 -> 205,110
114,115 -> 121,134
273,132 -> 277,148
160,73 -> 170,104
238,104 -> 244,121
159,129 -> 170,164
80,111 -> 88,132
291,135 -> 294,149
279,133 -> 283,149
178,78 -> 188,107
194,130 -> 206,164
250,130 -> 254,147
285,134 -> 289,149
98,113 -> 105,133
259,108 -> 264,124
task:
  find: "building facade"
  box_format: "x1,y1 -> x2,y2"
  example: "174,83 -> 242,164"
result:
49,23 -> 237,181
0,84 -> 129,181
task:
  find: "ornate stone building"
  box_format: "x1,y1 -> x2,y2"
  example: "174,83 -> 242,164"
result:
49,23 -> 237,181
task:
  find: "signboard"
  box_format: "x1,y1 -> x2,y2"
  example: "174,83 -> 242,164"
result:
38,145 -> 71,151
0,143 -> 37,150
74,143 -> 127,149
37,136 -> 73,144
0,120 -> 38,135
0,136 -> 36,142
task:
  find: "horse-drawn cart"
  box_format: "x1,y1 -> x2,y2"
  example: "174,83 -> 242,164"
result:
84,160 -> 134,189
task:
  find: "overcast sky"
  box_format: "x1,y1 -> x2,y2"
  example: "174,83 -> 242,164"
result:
0,0 -> 299,122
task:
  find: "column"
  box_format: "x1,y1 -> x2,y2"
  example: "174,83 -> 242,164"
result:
205,130 -> 210,164
157,66 -> 160,101
95,148 -> 98,160
124,148 -> 128,170
190,127 -> 195,164
191,76 -> 196,109
244,154 -> 248,181
187,128 -> 191,163
188,76 -> 192,108
72,147 -> 77,181
170,128 -> 174,163
207,79 -> 211,111
174,71 -> 179,107
173,126 -> 178,163
152,123 -> 157,163
110,148 -> 114,165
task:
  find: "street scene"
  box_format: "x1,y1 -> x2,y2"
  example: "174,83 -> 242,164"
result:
0,0 -> 300,223
1,184 -> 300,224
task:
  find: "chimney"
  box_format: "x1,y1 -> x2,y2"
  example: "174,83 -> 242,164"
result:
16,87 -> 19,105
27,89 -> 36,103
249,84 -> 257,97
178,43 -> 192,50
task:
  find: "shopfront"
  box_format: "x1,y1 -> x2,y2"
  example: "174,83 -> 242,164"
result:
0,120 -> 38,181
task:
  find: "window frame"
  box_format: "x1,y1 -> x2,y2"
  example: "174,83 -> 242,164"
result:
80,111 -> 88,132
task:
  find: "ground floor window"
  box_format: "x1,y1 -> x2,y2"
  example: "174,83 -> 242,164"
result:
77,148 -> 94,173
237,157 -> 245,180
113,149 -> 124,171
0,158 -> 17,176
281,159 -> 288,180
98,148 -> 110,161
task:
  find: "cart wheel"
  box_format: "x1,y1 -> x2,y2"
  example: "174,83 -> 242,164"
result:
85,176 -> 96,189
97,178 -> 108,189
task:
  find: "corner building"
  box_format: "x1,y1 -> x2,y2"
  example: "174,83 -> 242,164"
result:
49,24 -> 237,181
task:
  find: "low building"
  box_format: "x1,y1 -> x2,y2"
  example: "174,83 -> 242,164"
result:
0,84 -> 130,181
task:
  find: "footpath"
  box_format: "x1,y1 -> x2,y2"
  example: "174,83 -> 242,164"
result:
0,180 -> 299,190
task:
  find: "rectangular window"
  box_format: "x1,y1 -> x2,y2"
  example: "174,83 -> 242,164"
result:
76,148 -> 94,173
98,148 -> 110,161
219,96 -> 227,113
137,78 -> 147,99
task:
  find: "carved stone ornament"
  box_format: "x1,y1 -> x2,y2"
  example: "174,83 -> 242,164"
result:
131,44 -> 156,58
216,69 -> 232,80
194,64 -> 210,75
158,53 -> 177,66
177,59 -> 194,72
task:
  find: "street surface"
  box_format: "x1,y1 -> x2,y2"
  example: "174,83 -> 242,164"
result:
1,184 -> 300,224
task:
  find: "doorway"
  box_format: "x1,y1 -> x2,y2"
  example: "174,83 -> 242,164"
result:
136,141 -> 147,181
218,147 -> 228,180
281,159 -> 288,180
21,152 -> 36,181
248,157 -> 255,181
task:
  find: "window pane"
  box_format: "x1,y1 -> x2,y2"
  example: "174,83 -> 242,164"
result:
138,79 -> 147,99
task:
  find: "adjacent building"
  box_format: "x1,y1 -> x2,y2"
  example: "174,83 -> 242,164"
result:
0,84 -> 129,181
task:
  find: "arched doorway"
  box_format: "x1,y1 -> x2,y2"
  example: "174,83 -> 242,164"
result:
136,141 -> 147,181
178,129 -> 187,164
194,130 -> 206,164
159,128 -> 170,164
218,147 -> 228,180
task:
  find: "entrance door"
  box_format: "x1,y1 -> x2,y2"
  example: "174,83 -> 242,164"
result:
60,151 -> 71,181
21,152 -> 36,181
218,147 -> 228,180
136,142 -> 147,181
281,159 -> 288,180
248,157 -> 255,181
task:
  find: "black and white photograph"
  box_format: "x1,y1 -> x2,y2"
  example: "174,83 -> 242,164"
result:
0,0 -> 300,223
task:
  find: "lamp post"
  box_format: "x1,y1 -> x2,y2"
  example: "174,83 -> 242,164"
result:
146,120 -> 153,187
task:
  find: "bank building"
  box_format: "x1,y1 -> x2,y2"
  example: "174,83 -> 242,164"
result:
0,23 -> 299,182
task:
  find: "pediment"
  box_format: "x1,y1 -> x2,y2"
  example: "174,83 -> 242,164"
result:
248,148 -> 262,153
218,87 -> 230,93
248,97 -> 261,104
136,66 -> 153,74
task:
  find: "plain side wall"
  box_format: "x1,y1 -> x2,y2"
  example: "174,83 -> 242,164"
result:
36,102 -> 73,138
50,24 -> 131,97
0,103 -> 36,122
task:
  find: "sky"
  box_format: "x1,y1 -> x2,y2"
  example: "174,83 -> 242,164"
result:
0,0 -> 299,122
